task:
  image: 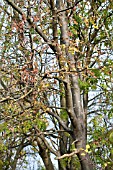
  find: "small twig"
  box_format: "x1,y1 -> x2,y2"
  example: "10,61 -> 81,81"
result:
15,89 -> 33,101
57,0 -> 82,14
0,96 -> 13,103
55,149 -> 79,160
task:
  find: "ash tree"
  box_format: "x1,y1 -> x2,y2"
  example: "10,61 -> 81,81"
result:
0,0 -> 113,170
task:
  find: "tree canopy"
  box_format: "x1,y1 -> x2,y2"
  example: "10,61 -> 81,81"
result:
0,0 -> 113,170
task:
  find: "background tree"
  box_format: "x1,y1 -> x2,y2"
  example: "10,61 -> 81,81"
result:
0,0 -> 113,169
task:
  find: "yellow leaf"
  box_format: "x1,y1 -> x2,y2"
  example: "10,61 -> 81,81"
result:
81,153 -> 86,156
74,47 -> 80,52
69,47 -> 75,55
69,47 -> 80,54
93,24 -> 98,29
80,148 -> 84,151
104,163 -> 107,167
85,144 -> 90,153
86,144 -> 90,150
85,149 -> 88,153
61,44 -> 66,50
84,18 -> 89,27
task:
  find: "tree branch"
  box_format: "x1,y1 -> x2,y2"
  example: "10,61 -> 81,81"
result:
46,110 -> 72,133
57,0 -> 82,14
4,0 -> 56,52
55,149 -> 79,160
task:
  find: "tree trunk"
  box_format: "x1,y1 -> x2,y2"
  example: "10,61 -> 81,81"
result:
56,0 -> 94,169
37,138 -> 55,170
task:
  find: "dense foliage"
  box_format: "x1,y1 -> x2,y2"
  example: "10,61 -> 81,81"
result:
0,0 -> 113,170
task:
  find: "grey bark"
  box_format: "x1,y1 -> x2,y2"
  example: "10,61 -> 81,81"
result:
37,137 -> 55,170
56,0 -> 94,169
